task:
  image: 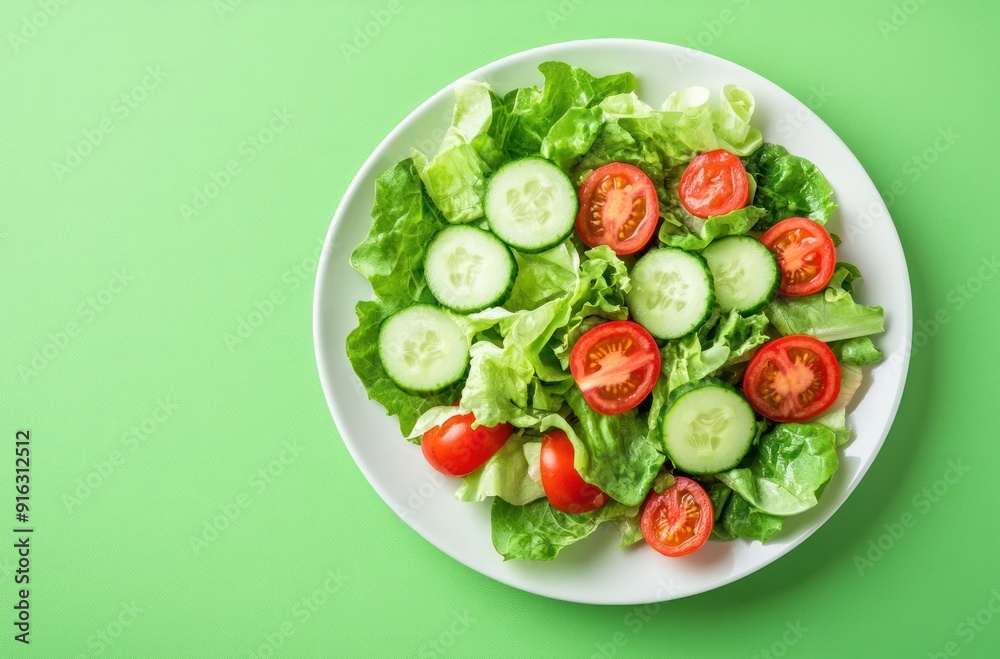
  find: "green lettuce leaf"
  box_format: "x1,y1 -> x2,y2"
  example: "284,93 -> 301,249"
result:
830,336 -> 884,367
503,240 -> 580,311
659,206 -> 767,251
744,143 -> 837,230
540,106 -> 604,172
349,159 -> 445,307
346,302 -> 458,437
501,62 -> 636,158
766,265 -> 885,341
456,439 -> 545,506
720,492 -> 784,542
491,497 -> 639,561
461,341 -> 541,428
812,363 -> 864,446
717,423 -> 839,516
541,389 -> 664,506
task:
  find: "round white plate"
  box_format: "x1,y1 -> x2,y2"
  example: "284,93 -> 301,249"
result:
314,39 -> 912,605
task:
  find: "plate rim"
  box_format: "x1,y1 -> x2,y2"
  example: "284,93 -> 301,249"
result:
313,37 -> 913,604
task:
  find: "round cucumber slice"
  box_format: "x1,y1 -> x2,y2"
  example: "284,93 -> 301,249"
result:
424,225 -> 517,313
701,236 -> 779,314
661,381 -> 757,475
377,305 -> 469,393
484,157 -> 578,253
626,247 -> 714,339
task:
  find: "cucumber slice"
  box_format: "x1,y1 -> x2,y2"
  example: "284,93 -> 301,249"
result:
662,381 -> 757,474
484,157 -> 577,253
701,236 -> 779,314
424,225 -> 517,313
626,247 -> 714,339
377,305 -> 469,393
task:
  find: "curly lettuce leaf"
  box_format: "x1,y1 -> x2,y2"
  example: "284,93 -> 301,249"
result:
503,240 -> 580,311
659,205 -> 766,251
346,302 -> 458,438
491,497 -> 639,561
456,439 -> 545,506
540,106 -> 603,172
349,159 -> 445,307
812,363 -> 864,446
766,265 -> 885,341
830,336 -> 884,367
717,423 -> 839,516
720,492 -> 784,542
541,389 -> 664,506
500,62 -> 637,158
744,143 -> 837,230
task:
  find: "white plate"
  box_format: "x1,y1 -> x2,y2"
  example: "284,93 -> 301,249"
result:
314,39 -> 911,605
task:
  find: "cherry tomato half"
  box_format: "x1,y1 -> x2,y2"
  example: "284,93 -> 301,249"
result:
421,412 -> 513,477
575,162 -> 660,256
540,430 -> 608,514
759,217 -> 836,296
641,477 -> 713,557
569,320 -> 661,415
743,335 -> 841,423
678,149 -> 749,218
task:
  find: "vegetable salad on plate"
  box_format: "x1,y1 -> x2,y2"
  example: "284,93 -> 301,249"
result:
346,62 -> 885,561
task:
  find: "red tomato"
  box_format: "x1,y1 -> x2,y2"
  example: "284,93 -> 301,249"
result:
569,320 -> 660,415
678,150 -> 749,218
575,162 -> 659,255
759,217 -> 836,296
743,335 -> 841,423
641,477 -> 713,557
540,430 -> 608,514
421,412 -> 512,477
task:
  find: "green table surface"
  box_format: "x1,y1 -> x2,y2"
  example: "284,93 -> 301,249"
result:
3,0 -> 999,657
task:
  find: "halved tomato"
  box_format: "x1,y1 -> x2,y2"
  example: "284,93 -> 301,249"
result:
743,335 -> 841,423
421,412 -> 513,477
759,217 -> 836,296
575,162 -> 659,255
540,430 -> 608,514
678,149 -> 749,218
569,320 -> 660,415
641,477 -> 713,557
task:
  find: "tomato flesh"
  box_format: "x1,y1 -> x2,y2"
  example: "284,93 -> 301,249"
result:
641,477 -> 713,557
540,430 -> 608,514
678,150 -> 749,218
569,320 -> 660,415
576,162 -> 659,255
421,412 -> 512,477
743,335 -> 841,423
759,217 -> 836,296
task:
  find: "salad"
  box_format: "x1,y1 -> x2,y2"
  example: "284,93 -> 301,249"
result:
346,62 -> 885,561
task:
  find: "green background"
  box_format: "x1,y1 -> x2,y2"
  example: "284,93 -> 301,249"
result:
2,0 -> 998,657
